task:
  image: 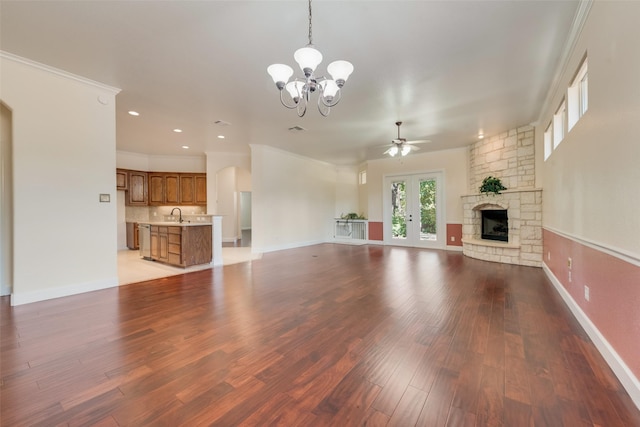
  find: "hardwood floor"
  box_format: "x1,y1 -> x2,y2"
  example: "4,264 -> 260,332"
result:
2,244 -> 639,426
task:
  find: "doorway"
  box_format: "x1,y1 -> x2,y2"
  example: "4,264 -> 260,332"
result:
383,172 -> 444,248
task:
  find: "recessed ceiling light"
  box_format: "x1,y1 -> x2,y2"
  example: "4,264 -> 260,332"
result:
128,111 -> 139,116
173,128 -> 183,133
217,135 -> 225,139
182,145 -> 189,149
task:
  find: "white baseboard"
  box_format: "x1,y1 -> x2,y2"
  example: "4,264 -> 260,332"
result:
255,239 -> 326,254
446,245 -> 464,252
11,277 -> 119,306
543,263 -> 640,410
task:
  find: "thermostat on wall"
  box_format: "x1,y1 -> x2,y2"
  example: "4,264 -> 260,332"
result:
99,193 -> 110,203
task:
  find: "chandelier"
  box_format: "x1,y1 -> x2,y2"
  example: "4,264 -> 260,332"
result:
267,0 -> 354,117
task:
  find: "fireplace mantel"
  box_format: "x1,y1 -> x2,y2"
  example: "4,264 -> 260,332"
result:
461,189 -> 542,266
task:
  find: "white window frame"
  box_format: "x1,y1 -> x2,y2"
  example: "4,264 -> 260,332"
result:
358,170 -> 367,185
544,122 -> 553,161
553,99 -> 566,149
568,57 -> 588,131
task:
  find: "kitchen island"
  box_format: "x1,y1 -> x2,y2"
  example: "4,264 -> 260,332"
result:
140,222 -> 212,267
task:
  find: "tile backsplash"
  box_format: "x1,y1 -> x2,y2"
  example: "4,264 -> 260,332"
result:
126,205 -> 206,222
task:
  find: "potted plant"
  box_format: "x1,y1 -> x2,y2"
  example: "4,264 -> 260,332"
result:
479,176 -> 507,195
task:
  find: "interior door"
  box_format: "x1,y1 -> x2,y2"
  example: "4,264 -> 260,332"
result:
384,172 -> 444,248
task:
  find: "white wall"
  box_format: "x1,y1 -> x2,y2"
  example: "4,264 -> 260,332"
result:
1,53 -> 120,305
251,145 -> 336,253
217,166 -> 238,241
538,1 -> 640,256
365,147 -> 469,223
335,165 -> 360,218
1,103 -> 13,296
205,151 -> 251,215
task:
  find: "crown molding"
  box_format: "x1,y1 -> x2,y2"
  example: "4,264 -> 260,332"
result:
536,0 -> 593,125
1,50 -> 121,94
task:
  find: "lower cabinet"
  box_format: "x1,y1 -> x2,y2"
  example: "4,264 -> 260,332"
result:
126,222 -> 139,250
150,225 -> 212,267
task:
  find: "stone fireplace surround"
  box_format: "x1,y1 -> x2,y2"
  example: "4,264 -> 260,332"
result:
461,189 -> 542,267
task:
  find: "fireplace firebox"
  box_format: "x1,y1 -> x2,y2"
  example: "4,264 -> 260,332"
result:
481,210 -> 508,242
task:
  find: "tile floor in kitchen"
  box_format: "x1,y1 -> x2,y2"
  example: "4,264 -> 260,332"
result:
117,246 -> 261,286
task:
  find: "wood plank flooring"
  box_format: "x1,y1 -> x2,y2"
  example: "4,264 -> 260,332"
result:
2,244 -> 639,426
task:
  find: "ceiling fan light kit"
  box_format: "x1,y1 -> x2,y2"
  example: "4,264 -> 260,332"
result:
384,121 -> 429,157
267,0 -> 353,117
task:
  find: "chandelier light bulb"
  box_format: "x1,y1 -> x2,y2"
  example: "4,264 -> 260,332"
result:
294,46 -> 323,77
320,80 -> 339,99
285,81 -> 305,101
267,64 -> 294,89
401,145 -> 411,156
327,60 -> 354,86
389,146 -> 399,157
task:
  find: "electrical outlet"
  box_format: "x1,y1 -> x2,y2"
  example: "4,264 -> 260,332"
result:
450,236 -> 455,242
547,251 -> 551,261
568,257 -> 572,269
569,271 -> 572,282
584,285 -> 590,301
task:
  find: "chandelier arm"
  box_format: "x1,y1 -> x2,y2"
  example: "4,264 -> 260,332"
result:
296,96 -> 308,117
279,90 -> 298,110
317,100 -> 330,117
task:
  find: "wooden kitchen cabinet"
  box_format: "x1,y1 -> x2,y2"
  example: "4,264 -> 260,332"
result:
127,170 -> 148,206
148,173 -> 164,206
195,174 -> 207,205
150,226 -> 169,262
149,225 -> 211,267
126,222 -> 139,250
116,169 -> 128,190
165,174 -> 180,205
117,169 -> 205,206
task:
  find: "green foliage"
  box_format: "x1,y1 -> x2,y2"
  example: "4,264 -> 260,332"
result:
340,212 -> 366,220
479,176 -> 507,195
420,179 -> 436,234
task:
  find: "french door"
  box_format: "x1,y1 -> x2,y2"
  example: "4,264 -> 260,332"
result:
384,172 -> 444,248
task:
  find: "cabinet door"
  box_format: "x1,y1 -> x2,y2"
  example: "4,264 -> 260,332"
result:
128,171 -> 148,206
195,174 -> 207,205
159,233 -> 169,261
165,174 -> 180,205
180,175 -> 195,205
148,174 -> 164,205
150,227 -> 159,259
116,169 -> 128,190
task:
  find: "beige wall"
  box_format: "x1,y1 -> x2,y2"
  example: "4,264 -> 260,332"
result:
538,1 -> 640,257
537,1 -> 640,405
1,103 -> 13,295
1,54 -> 120,305
251,145 -> 337,253
365,147 -> 469,224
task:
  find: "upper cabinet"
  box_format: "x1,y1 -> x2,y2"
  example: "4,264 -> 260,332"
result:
120,169 -> 206,206
116,169 -> 128,190
127,170 -> 148,206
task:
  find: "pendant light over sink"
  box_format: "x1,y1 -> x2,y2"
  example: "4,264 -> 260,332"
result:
267,0 -> 354,117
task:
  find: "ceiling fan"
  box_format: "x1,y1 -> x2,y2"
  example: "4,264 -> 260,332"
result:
383,121 -> 430,157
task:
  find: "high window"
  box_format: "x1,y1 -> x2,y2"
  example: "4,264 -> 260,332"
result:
568,57 -> 588,131
553,99 -> 566,149
544,122 -> 553,161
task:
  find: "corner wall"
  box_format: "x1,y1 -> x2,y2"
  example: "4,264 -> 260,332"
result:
536,1 -> 640,406
1,53 -> 120,305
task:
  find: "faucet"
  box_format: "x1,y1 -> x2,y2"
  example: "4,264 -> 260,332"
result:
170,207 -> 183,223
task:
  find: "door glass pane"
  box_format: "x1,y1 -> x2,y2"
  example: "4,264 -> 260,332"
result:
419,179 -> 437,241
391,180 -> 407,239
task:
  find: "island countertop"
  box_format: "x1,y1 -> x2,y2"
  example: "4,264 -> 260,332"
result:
138,221 -> 211,227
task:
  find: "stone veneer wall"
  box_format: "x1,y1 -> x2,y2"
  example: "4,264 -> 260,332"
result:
469,125 -> 535,192
462,124 -> 542,267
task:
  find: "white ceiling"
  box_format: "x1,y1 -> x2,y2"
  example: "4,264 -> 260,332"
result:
1,0 -> 580,165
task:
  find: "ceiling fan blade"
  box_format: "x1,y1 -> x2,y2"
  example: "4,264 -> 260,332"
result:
406,139 -> 431,144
